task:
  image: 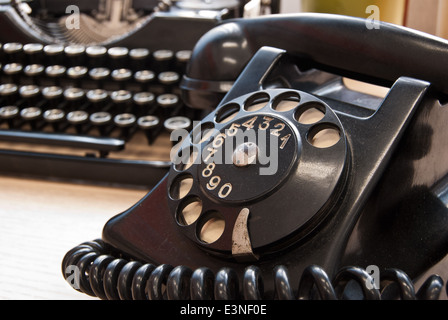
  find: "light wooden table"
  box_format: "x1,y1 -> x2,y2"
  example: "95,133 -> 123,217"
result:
0,175 -> 148,300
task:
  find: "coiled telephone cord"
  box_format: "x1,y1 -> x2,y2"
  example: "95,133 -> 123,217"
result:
62,239 -> 446,300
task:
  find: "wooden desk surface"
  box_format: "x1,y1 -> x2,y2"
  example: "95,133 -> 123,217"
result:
0,175 -> 148,300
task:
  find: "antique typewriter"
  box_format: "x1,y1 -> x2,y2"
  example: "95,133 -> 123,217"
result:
0,0 -> 279,187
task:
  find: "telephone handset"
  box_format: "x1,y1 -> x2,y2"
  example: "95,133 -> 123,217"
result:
63,14 -> 448,300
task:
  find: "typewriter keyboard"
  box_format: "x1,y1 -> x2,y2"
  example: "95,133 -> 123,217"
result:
0,42 -> 200,187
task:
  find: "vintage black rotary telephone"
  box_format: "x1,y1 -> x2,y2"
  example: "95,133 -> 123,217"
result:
63,13 -> 448,300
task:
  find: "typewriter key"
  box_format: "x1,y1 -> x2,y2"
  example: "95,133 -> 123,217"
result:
20,107 -> 42,130
111,68 -> 133,90
164,116 -> 192,146
65,45 -> 86,67
114,113 -> 137,140
158,71 -> 180,93
24,64 -> 44,85
175,50 -> 191,70
89,67 -> 110,89
0,83 -> 19,105
137,115 -> 160,144
3,42 -> 23,63
86,45 -> 107,68
90,111 -> 113,136
67,66 -> 88,87
134,70 -> 155,91
3,63 -> 23,83
129,48 -> 150,71
108,47 -> 129,70
23,43 -> 44,65
19,85 -> 41,107
64,87 -> 86,112
152,49 -> 174,73
45,65 -> 66,86
42,86 -> 63,109
157,93 -> 180,118
67,110 -> 89,134
111,90 -> 133,114
43,44 -> 65,65
43,108 -> 66,132
87,89 -> 109,112
133,92 -> 155,116
0,105 -> 19,128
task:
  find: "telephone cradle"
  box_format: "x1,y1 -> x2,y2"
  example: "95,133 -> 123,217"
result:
62,13 -> 448,300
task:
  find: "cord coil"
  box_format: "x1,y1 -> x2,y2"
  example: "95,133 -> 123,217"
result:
62,239 -> 446,300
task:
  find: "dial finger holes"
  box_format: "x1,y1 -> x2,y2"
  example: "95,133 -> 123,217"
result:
295,103 -> 326,125
169,174 -> 193,200
197,211 -> 225,244
191,122 -> 215,144
177,197 -> 202,226
216,103 -> 240,124
308,124 -> 341,149
174,146 -> 199,171
244,92 -> 270,112
272,92 -> 301,112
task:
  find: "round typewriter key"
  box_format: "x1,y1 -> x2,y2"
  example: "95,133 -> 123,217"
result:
137,115 -> 160,144
24,64 -> 44,85
108,47 -> 129,69
89,67 -> 110,89
129,48 -> 149,70
65,45 -> 86,67
134,70 -> 155,91
157,93 -> 180,118
20,106 -> 42,130
158,71 -> 180,93
45,65 -> 66,86
164,116 -> 191,146
67,66 -> 88,87
67,110 -> 89,134
87,89 -> 109,112
111,68 -> 132,90
152,49 -> 174,73
86,45 -> 107,68
42,86 -> 63,109
3,63 -> 23,83
111,90 -> 132,114
90,111 -> 113,136
0,105 -> 19,128
133,92 -> 155,116
0,83 -> 19,105
19,85 -> 41,107
3,42 -> 23,63
64,87 -> 86,111
114,113 -> 137,140
23,43 -> 44,65
114,113 -> 136,127
67,66 -> 88,78
175,50 -> 191,73
43,44 -> 65,65
43,108 -> 66,132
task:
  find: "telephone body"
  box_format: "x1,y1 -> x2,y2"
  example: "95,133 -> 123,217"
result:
63,13 -> 448,300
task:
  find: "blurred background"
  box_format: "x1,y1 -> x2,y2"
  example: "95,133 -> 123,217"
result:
279,0 -> 448,39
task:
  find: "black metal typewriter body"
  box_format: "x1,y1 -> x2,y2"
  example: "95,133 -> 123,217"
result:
0,0 -> 276,187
